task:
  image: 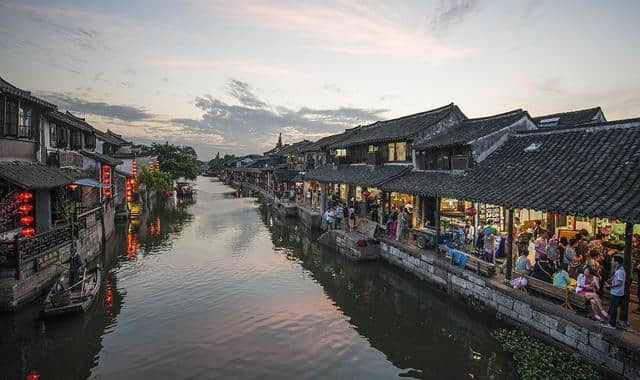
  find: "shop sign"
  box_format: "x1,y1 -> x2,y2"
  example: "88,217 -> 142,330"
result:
37,250 -> 59,270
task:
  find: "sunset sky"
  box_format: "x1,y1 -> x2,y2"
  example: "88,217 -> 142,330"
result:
1,0 -> 639,158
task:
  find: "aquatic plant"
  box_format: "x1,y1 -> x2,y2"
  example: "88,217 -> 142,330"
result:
491,329 -> 600,380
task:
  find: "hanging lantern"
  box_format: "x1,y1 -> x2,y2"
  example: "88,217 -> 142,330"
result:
20,215 -> 34,225
102,165 -> 112,198
155,160 -> 160,171
21,227 -> 35,237
18,204 -> 33,214
17,192 -> 33,202
67,183 -> 78,190
25,372 -> 40,380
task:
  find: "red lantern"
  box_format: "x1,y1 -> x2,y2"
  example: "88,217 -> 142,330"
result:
21,227 -> 35,237
18,204 -> 33,214
20,215 -> 34,225
67,183 -> 78,190
17,192 -> 33,202
25,372 -> 40,380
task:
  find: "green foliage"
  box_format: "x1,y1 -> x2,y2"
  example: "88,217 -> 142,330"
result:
55,188 -> 76,223
137,168 -> 172,192
208,154 -> 237,172
491,329 -> 600,380
151,143 -> 199,180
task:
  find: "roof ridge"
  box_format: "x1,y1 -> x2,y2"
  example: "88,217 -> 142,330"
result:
514,118 -> 640,137
465,109 -> 523,122
66,111 -> 87,122
363,103 -> 454,127
533,106 -> 601,120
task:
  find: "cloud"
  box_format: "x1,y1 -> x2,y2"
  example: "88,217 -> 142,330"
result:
38,92 -> 153,122
430,0 -> 478,32
226,79 -> 266,108
170,79 -> 388,152
203,0 -> 473,63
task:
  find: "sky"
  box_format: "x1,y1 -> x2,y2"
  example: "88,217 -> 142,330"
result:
1,0 -> 640,159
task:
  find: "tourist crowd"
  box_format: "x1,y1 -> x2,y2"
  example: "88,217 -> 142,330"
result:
513,228 -> 640,330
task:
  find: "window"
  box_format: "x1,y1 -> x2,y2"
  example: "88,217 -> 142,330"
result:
368,144 -> 378,152
334,149 -> 347,157
17,105 -> 32,138
70,130 -> 83,150
438,151 -> 450,170
57,126 -> 68,148
50,123 -> 57,148
387,141 -> 408,162
85,132 -> 96,149
396,142 -> 407,161
5,100 -> 18,136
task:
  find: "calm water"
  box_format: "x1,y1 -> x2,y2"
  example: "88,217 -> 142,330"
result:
0,177 -> 518,380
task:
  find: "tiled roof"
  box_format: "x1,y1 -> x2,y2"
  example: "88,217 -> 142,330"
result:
330,103 -> 462,148
274,169 -> 300,182
413,109 -> 530,150
533,107 -> 604,128
47,111 -> 94,133
381,171 -> 462,197
0,76 -> 57,110
0,160 -> 72,189
80,150 -> 124,166
106,130 -> 132,145
302,127 -> 362,152
304,164 -> 411,187
275,140 -> 313,156
454,120 -> 640,223
95,129 -> 125,146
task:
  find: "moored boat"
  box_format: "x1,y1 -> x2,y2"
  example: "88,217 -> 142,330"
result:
43,265 -> 101,318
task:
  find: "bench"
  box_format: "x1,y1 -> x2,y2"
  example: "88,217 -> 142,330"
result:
512,272 -> 589,312
446,248 -> 496,277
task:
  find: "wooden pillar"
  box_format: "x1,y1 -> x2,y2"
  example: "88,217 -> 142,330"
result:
506,209 -> 514,280
473,202 -> 479,245
435,196 -> 441,255
421,195 -> 426,228
621,222 -> 633,322
547,212 -> 556,236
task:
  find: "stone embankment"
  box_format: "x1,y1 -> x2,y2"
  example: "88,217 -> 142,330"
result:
379,239 -> 640,380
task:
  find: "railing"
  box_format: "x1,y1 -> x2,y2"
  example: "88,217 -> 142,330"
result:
0,205 -> 104,280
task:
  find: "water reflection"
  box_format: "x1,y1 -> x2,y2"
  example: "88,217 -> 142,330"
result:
257,204 -> 516,379
0,179 -> 517,380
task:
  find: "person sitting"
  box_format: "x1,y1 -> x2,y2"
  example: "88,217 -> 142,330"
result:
576,266 -> 608,322
532,254 -> 554,282
515,250 -> 533,275
553,263 -> 571,289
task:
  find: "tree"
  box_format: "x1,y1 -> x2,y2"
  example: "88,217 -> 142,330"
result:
208,153 -> 237,173
151,143 -> 199,180
137,168 -> 172,192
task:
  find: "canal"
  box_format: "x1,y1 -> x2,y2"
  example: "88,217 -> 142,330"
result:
0,177 -> 518,380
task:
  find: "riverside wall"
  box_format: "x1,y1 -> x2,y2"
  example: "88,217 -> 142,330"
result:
379,239 -> 640,380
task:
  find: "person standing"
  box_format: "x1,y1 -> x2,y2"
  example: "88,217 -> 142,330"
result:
603,256 -> 626,329
396,207 -> 405,241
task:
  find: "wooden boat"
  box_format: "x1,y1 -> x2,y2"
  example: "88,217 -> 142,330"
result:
43,265 -> 101,317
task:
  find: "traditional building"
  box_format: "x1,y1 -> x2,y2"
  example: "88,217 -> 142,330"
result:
304,103 -> 466,220
532,106 -> 605,129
